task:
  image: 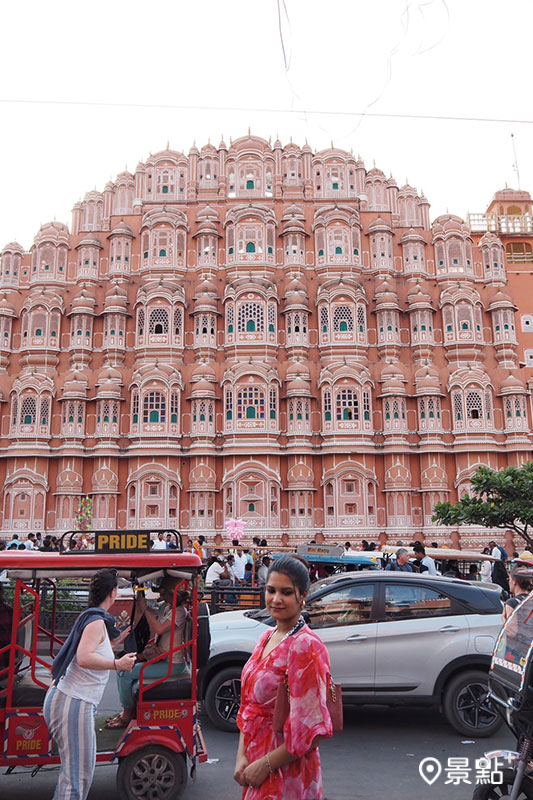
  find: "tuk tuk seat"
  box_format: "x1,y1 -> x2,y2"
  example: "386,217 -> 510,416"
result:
133,677 -> 192,703
0,668 -> 50,708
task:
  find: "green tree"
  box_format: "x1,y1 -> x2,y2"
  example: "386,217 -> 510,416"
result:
432,463 -> 533,551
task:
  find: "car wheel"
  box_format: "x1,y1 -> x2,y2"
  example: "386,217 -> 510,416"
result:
205,665 -> 242,732
443,669 -> 503,738
116,745 -> 187,800
472,768 -> 533,799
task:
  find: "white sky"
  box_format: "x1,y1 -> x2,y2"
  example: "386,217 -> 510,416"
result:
1,0 -> 532,249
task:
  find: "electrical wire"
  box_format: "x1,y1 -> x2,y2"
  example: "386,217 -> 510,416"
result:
1,97 -> 531,126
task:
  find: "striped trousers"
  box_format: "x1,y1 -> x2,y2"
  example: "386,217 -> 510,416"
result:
43,684 -> 97,800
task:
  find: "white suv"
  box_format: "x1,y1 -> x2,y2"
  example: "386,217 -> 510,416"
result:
198,572 -> 504,737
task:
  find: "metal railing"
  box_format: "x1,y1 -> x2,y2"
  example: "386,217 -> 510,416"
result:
202,585 -> 265,614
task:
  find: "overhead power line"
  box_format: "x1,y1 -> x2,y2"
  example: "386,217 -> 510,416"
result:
0,97 -> 532,126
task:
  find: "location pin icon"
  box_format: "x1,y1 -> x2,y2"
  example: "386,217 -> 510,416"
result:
419,757 -> 442,786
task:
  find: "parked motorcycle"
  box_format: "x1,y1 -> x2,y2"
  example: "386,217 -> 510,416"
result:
473,584 -> 533,800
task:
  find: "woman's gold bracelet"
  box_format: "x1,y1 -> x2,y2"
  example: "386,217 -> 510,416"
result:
265,753 -> 273,774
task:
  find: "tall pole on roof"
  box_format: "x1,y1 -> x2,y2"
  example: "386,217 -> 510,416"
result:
511,133 -> 521,190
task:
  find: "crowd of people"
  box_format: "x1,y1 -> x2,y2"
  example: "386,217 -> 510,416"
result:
0,532 -> 62,551
2,530 -> 533,800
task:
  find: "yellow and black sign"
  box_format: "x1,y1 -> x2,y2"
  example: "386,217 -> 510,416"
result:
95,531 -> 151,553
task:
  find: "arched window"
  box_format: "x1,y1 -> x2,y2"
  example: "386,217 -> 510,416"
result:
149,308 -> 169,335
21,396 -> 36,425
173,307 -> 183,337
225,389 -> 233,420
131,392 -> 139,424
237,302 -> 265,333
246,242 -> 255,253
320,307 -> 329,334
143,392 -> 166,424
466,391 -> 482,420
237,387 -> 265,419
356,305 -> 366,334
268,304 -> 276,333
323,391 -> 332,421
170,391 -> 179,423
227,304 -> 234,334
336,388 -> 359,421
269,388 -> 277,419
333,306 -> 354,332
137,308 -> 145,336
453,392 -> 463,422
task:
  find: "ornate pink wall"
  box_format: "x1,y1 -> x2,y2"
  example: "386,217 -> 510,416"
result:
0,134 -> 531,549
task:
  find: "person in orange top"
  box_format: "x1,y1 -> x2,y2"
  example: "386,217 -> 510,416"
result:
192,535 -> 206,560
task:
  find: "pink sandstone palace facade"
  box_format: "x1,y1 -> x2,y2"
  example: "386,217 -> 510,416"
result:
0,134 -> 532,549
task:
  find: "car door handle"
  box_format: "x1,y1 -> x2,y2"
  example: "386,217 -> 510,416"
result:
346,634 -> 368,641
439,625 -> 460,633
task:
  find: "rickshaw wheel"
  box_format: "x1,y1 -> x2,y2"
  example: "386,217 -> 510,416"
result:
443,670 -> 503,737
472,768 -> 533,798
117,745 -> 187,800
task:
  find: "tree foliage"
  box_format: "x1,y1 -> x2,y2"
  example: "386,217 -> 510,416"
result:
432,463 -> 533,550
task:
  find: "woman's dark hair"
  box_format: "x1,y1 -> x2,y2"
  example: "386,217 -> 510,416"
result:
267,555 -> 310,596
88,568 -> 118,607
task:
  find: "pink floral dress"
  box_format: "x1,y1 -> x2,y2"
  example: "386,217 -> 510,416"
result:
237,624 -> 333,800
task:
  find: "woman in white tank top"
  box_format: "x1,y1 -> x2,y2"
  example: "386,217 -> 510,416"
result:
43,569 -> 136,800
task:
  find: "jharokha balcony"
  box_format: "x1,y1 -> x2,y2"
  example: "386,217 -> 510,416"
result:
467,212 -> 533,236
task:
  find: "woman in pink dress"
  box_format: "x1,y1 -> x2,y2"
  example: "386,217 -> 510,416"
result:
234,555 -> 333,799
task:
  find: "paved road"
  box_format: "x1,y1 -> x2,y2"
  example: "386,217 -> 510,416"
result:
2,701 -> 514,800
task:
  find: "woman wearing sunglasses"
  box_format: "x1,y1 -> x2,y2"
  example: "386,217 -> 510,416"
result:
43,568 -> 136,800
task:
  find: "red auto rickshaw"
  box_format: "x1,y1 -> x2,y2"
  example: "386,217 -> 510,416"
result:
0,530 -> 209,799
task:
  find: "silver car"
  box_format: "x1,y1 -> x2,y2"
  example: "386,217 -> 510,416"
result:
199,572 -> 504,736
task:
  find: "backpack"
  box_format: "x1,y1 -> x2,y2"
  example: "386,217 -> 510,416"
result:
498,545 -> 508,562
